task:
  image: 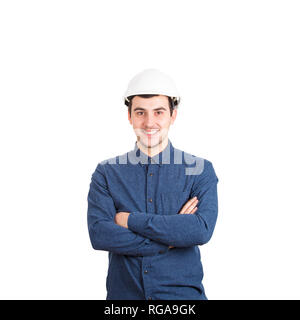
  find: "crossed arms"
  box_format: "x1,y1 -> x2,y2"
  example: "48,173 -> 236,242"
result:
87,161 -> 218,257
115,197 -> 199,249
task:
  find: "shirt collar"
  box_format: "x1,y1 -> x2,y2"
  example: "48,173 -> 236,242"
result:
129,139 -> 174,167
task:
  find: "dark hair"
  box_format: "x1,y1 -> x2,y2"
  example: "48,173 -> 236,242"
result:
126,94 -> 175,117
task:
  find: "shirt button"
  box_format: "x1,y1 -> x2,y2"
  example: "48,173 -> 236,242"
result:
144,270 -> 148,274
148,296 -> 152,300
149,173 -> 153,176
149,198 -> 153,203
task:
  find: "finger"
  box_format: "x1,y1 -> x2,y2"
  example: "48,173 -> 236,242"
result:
190,206 -> 198,214
179,197 -> 197,214
185,200 -> 198,214
180,198 -> 198,214
181,197 -> 197,211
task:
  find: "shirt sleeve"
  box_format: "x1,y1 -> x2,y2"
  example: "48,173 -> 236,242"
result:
127,160 -> 219,248
87,163 -> 169,256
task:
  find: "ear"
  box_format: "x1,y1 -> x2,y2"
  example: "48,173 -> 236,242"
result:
128,109 -> 132,125
170,108 -> 177,125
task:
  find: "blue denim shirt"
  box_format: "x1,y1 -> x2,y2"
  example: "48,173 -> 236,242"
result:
87,139 -> 218,300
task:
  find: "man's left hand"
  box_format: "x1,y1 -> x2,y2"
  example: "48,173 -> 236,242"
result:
114,212 -> 130,229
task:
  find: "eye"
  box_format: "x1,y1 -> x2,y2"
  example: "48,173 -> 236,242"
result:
136,111 -> 144,116
156,111 -> 163,115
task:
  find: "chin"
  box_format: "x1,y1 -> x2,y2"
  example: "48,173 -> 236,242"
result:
141,138 -> 163,149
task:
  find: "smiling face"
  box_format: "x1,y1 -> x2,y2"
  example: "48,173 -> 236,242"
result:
128,95 -> 177,154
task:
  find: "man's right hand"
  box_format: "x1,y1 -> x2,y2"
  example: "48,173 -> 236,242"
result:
168,196 -> 199,249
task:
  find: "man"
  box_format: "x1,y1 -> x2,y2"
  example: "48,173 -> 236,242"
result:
87,68 -> 219,300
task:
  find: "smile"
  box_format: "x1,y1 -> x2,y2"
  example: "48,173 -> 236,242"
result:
142,129 -> 160,136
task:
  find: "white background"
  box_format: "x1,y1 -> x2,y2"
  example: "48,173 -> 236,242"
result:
0,0 -> 299,299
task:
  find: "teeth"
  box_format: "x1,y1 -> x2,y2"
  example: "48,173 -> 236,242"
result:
143,129 -> 159,135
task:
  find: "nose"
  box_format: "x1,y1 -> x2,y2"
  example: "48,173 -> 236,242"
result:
144,113 -> 155,127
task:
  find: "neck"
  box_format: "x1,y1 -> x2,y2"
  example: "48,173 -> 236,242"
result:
137,138 -> 169,157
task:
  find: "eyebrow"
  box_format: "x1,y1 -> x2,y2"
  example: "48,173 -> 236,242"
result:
133,107 -> 167,112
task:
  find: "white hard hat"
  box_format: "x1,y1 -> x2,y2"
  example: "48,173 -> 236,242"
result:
123,68 -> 180,107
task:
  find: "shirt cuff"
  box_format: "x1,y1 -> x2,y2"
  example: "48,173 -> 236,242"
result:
148,239 -> 169,254
128,212 -> 168,254
128,212 -> 146,234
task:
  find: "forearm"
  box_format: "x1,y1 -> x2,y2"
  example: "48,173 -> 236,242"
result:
88,219 -> 168,256
127,212 -> 214,247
